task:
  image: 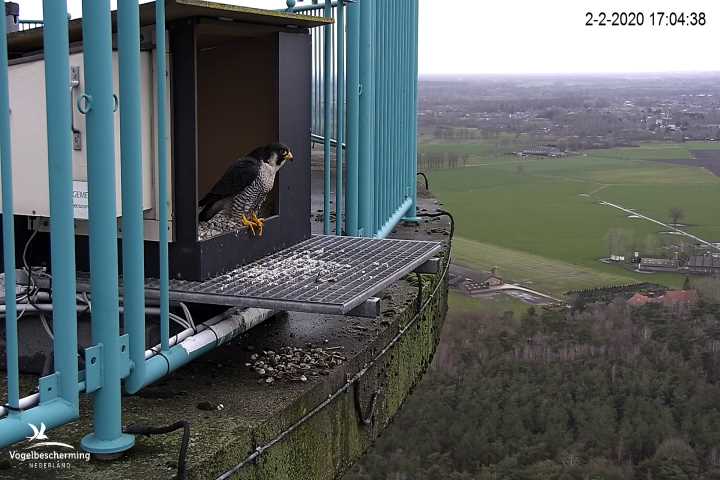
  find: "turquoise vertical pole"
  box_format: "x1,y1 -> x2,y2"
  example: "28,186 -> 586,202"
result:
390,2 -> 400,209
373,6 -> 380,232
118,0 -> 147,394
80,0 -> 135,454
323,2 -> 332,234
397,0 -> 404,209
388,2 -> 395,220
0,0 -> 19,414
380,2 -> 387,229
358,0 -> 375,236
156,0 -> 170,352
42,0 -> 78,412
345,0 -> 360,235
403,0 -> 420,222
335,1 -> 345,235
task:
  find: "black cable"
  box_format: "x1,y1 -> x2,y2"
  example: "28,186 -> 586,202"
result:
417,172 -> 429,190
416,272 -> 423,313
354,385 -> 381,426
123,421 -> 191,480
418,209 -> 455,242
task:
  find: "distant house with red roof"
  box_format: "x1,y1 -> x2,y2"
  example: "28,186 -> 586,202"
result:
627,293 -> 653,307
661,290 -> 699,307
627,290 -> 699,308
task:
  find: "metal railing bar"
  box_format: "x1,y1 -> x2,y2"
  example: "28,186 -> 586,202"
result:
156,0 -> 171,354
42,0 -> 79,414
79,0 -> 135,454
118,0 -> 147,395
345,0 -> 359,235
284,1 -> 340,14
322,1 -> 333,234
311,133 -> 345,149
335,1 -> 345,235
0,0 -> 19,414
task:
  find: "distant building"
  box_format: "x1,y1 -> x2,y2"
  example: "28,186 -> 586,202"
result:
463,272 -> 504,294
661,290 -> 699,307
627,292 -> 654,307
627,290 -> 698,308
515,146 -> 564,157
686,255 -> 720,275
638,258 -> 679,272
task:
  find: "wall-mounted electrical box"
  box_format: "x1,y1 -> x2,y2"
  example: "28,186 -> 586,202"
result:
5,51 -> 156,221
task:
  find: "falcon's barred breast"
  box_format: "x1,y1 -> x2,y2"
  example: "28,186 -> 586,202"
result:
198,143 -> 293,236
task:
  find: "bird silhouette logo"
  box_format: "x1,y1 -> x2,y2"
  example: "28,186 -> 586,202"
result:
26,423 -> 48,442
24,423 -> 75,450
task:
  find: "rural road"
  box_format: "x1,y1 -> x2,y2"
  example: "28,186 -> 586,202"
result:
597,199 -> 720,254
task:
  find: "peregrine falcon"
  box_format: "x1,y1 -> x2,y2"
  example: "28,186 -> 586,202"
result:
198,143 -> 293,236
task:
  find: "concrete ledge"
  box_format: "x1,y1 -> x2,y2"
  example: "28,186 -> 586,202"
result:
0,216 -> 450,480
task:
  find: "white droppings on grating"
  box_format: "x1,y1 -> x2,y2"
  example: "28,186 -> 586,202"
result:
211,247 -> 355,295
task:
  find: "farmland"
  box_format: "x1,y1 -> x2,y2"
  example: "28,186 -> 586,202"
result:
428,142 -> 720,295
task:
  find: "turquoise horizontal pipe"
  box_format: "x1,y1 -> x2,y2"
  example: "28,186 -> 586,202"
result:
0,401 -> 77,448
156,0 -> 170,353
345,0 -> 359,236
140,338 -> 216,388
284,1 -> 339,14
376,197 -> 412,239
79,0 -> 134,455
311,133 -> 345,149
358,0 -> 374,236
42,0 -> 79,412
322,2 -> 332,234
335,0 -> 345,235
0,0 -> 19,413
117,0 -> 147,395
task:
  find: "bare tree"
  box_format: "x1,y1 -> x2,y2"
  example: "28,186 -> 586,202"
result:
669,207 -> 685,227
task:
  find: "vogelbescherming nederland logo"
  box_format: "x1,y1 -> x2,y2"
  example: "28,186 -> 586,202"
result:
7,423 -> 91,470
24,422 -> 74,450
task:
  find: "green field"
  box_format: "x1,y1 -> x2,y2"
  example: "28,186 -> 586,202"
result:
448,290 -> 529,318
430,142 -> 720,295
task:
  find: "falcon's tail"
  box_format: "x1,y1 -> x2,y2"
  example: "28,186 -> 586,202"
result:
198,195 -> 231,222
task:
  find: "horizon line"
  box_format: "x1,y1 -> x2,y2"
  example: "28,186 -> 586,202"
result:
419,70 -> 720,77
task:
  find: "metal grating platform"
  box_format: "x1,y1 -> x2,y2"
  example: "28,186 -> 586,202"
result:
145,235 -> 442,315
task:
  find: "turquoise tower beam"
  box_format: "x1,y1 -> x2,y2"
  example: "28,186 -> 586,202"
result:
322,1 -> 333,234
0,0 -> 18,414
358,0 -> 375,235
79,0 -> 135,454
156,0 -> 171,352
345,0 -> 360,235
117,0 -> 147,394
335,0 -> 345,235
42,0 -> 79,414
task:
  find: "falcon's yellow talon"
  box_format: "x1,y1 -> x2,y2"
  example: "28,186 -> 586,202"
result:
251,212 -> 265,237
241,214 -> 257,236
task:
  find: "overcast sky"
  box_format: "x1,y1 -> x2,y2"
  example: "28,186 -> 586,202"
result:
14,0 -> 720,74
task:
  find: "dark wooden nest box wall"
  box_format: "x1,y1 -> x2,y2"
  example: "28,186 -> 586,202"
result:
157,18 -> 313,281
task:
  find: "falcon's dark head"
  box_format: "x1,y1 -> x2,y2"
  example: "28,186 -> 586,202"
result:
250,143 -> 293,170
